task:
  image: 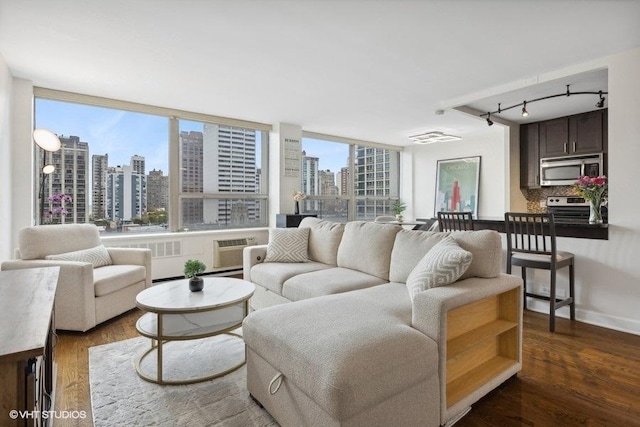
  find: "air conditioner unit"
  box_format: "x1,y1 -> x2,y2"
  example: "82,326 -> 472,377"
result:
213,237 -> 257,268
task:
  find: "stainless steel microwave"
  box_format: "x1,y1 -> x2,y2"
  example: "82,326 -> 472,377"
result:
540,153 -> 603,186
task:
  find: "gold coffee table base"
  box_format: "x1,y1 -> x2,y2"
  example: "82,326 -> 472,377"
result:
135,332 -> 245,385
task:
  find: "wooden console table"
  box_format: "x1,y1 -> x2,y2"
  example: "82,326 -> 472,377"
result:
0,267 -> 59,427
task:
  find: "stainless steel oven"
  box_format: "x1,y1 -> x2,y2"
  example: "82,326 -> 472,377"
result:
546,195 -> 608,224
540,153 -> 603,186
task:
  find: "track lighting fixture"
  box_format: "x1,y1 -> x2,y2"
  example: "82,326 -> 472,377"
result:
596,90 -> 606,108
480,85 -> 608,125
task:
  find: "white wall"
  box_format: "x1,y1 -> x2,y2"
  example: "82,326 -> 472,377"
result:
0,54 -> 12,260
409,126 -> 508,220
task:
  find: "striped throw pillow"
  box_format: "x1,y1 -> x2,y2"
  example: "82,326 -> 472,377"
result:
406,236 -> 473,300
46,244 -> 113,268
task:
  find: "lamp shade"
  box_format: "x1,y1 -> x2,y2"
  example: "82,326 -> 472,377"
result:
33,129 -> 61,152
42,164 -> 55,174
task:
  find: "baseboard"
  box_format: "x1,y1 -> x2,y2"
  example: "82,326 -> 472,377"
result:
526,299 -> 640,336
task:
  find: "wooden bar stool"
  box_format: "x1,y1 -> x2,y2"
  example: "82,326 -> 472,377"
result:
504,212 -> 575,332
437,211 -> 474,231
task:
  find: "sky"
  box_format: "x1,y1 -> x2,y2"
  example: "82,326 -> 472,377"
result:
35,98 -> 349,177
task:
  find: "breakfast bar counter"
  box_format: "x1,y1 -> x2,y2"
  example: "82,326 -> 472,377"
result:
417,217 -> 608,240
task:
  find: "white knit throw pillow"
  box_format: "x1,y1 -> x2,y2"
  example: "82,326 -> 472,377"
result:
406,236 -> 473,300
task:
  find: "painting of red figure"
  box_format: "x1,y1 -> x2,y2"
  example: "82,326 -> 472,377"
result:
434,156 -> 480,218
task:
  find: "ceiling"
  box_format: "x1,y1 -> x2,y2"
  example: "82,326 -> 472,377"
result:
1,0 -> 639,146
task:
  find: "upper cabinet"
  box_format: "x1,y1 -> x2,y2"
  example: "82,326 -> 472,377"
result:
520,123 -> 540,188
520,109 -> 607,189
539,109 -> 607,158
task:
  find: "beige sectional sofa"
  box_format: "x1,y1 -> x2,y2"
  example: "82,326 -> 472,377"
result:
243,218 -> 523,426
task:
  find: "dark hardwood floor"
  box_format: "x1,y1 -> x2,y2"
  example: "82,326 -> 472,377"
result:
53,309 -> 640,427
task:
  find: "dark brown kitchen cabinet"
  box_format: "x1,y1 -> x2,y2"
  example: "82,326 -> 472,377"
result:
539,117 -> 569,157
520,123 -> 540,188
569,109 -> 606,154
539,109 -> 606,158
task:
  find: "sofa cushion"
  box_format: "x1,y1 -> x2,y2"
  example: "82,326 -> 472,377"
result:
264,228 -> 309,263
282,267 -> 387,302
298,217 -> 345,266
406,236 -> 473,300
250,261 -> 331,295
389,229 -> 445,283
450,230 -> 502,279
389,229 -> 502,282
19,224 -> 102,260
93,265 -> 146,297
337,221 -> 401,280
46,244 -> 113,268
243,282 -> 438,421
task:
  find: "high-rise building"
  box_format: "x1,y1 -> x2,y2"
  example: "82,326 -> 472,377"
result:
180,130 -> 204,226
338,166 -> 350,195
202,125 -> 257,226
105,156 -> 147,222
43,135 -> 89,224
301,150 -> 320,211
354,146 -> 398,218
319,169 -> 337,196
131,155 -> 145,175
147,169 -> 169,211
92,154 -> 108,220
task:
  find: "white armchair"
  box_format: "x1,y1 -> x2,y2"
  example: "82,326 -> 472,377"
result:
1,224 -> 151,332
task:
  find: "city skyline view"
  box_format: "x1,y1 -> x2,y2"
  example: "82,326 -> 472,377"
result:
34,97 -> 398,229
35,99 -> 350,179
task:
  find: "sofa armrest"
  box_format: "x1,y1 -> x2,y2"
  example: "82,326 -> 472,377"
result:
411,274 -> 523,423
107,247 -> 152,288
2,259 -> 96,332
243,244 -> 267,282
411,274 -> 522,341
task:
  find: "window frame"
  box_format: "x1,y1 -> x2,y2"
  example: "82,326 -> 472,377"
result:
300,131 -> 402,221
34,88 -> 271,233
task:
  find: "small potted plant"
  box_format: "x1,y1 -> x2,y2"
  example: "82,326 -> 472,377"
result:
184,259 -> 206,292
392,200 -> 406,222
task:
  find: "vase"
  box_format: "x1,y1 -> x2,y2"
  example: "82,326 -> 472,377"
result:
396,214 -> 403,223
588,199 -> 603,224
189,277 -> 204,292
294,201 -> 300,215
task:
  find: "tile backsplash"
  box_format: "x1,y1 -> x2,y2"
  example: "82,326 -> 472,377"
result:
524,186 -> 577,213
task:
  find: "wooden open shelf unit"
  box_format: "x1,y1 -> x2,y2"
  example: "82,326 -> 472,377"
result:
445,288 -> 520,408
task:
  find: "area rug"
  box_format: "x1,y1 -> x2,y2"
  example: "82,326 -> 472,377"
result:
89,334 -> 278,427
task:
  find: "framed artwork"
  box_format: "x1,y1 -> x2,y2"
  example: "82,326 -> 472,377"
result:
434,156 -> 481,218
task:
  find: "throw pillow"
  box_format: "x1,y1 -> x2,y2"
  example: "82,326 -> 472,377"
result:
406,236 -> 473,300
264,228 -> 309,263
46,244 -> 113,268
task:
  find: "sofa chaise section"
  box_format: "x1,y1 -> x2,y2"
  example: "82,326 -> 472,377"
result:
244,282 -> 441,427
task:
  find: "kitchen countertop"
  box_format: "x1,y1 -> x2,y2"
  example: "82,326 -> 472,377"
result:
417,217 -> 608,240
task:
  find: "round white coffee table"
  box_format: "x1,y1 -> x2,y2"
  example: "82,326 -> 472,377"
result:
134,277 -> 255,385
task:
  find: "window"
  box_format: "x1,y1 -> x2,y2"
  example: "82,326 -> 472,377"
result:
34,90 -> 269,233
300,136 -> 400,222
178,120 -> 268,230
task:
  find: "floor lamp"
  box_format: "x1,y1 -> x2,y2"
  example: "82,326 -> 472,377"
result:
34,129 -> 61,224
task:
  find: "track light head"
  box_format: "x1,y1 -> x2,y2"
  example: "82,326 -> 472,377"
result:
596,91 -> 606,108
486,112 -> 493,126
521,101 -> 529,117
